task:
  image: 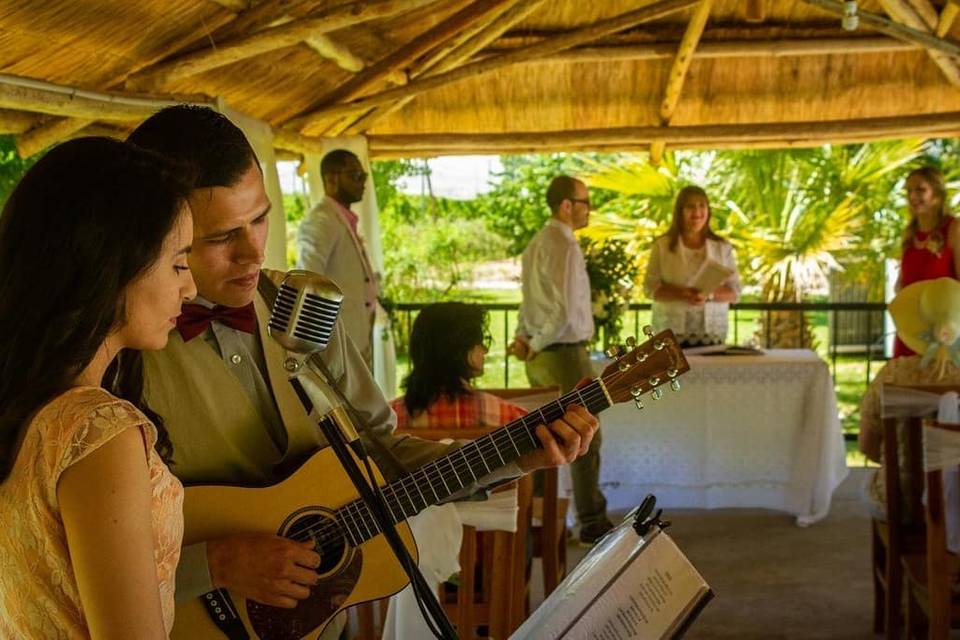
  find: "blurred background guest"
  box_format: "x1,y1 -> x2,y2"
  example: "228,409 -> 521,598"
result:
392,302 -> 526,429
895,166 -> 960,357
644,185 -> 741,347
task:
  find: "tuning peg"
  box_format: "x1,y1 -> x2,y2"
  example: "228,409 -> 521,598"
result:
651,388 -> 664,400
605,345 -> 622,359
654,340 -> 665,350
630,386 -> 642,398
670,379 -> 681,392
648,376 -> 660,387
642,325 -> 654,337
634,398 -> 645,410
637,352 -> 649,363
625,336 -> 637,348
618,360 -> 631,372
667,368 -> 678,378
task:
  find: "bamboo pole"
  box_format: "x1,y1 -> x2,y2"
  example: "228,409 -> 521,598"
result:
652,0 -> 713,165
937,1 -> 960,37
879,0 -> 960,86
802,0 -> 960,58
336,0 -> 534,135
0,75 -> 206,122
16,117 -> 93,158
525,36 -> 917,64
301,0 -> 490,122
287,0 -> 701,132
351,111 -> 960,156
0,109 -> 47,134
126,0 -> 437,91
207,0 -> 249,12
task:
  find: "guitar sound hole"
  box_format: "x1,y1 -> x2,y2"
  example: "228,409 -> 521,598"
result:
279,508 -> 347,575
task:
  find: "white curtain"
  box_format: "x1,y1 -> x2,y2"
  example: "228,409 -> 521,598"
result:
215,101 -> 287,271
303,137 -> 397,397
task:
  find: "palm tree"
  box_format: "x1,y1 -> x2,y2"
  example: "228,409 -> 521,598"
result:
579,141 -> 925,347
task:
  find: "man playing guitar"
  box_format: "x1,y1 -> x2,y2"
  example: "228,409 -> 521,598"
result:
127,106 -> 599,639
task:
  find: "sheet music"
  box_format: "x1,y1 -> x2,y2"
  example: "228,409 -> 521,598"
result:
512,520 -> 710,639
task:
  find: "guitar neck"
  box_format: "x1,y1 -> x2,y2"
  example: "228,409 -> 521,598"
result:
333,380 -> 611,547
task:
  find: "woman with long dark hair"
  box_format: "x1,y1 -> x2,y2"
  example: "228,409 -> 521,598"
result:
391,302 -> 527,430
895,166 -> 960,356
643,185 -> 741,346
0,137 -> 196,638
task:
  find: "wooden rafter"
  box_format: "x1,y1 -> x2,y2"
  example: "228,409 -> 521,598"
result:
292,0 -> 481,124
745,0 -> 765,23
287,0 -> 701,132
17,117 -> 93,158
125,0 -> 437,92
340,0 -> 542,135
207,0 -> 251,12
304,34 -> 406,84
802,0 -> 960,57
651,0 -> 713,165
313,111 -> 960,158
879,0 -> 960,86
529,37 -> 916,64
936,0 -> 960,37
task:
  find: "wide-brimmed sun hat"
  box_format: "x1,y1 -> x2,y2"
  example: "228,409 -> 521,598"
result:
889,277 -> 960,373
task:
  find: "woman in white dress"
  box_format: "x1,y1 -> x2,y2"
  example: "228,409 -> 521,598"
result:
643,186 -> 741,346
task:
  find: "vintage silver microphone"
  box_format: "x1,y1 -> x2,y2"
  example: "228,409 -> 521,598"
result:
267,269 -> 343,355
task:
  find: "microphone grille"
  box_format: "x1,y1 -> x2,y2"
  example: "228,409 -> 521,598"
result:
267,270 -> 343,354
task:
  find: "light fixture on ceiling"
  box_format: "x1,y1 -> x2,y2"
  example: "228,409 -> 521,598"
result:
842,1 -> 859,31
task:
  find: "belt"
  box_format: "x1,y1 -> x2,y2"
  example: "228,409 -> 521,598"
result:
541,340 -> 589,352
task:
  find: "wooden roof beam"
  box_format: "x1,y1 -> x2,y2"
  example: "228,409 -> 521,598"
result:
336,0 -> 538,135
936,0 -> 960,37
801,0 -> 960,57
879,0 -> 960,86
126,0 -> 438,92
16,117 -> 94,158
745,0 -> 765,23
287,0 -> 701,131
344,111 -> 960,157
289,0 -> 484,130
304,35 -> 407,85
651,0 -> 713,165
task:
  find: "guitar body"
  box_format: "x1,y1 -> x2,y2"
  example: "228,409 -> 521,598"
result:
171,447 -> 417,640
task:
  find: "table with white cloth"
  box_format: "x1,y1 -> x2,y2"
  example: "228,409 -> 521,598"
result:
595,349 -> 849,526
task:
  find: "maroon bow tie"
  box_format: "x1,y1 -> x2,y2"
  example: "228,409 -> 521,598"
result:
176,303 -> 257,341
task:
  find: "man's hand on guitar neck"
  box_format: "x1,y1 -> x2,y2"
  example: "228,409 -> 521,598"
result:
207,534 -> 321,609
516,404 -> 599,473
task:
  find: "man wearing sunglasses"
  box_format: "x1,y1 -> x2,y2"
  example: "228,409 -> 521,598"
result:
297,149 -> 379,369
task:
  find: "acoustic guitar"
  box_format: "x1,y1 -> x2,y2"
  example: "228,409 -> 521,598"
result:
172,329 -> 689,640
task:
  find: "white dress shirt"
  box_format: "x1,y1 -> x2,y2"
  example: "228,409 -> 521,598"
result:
643,235 -> 741,344
516,218 -> 594,353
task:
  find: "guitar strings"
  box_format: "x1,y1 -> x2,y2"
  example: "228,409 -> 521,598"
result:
280,354 -> 676,554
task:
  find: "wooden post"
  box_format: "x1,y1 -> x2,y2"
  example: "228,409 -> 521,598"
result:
126,0 -> 437,91
286,0 -> 701,131
652,0 -> 713,165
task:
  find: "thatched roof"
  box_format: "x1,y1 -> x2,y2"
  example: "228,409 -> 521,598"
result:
1,0 -> 960,158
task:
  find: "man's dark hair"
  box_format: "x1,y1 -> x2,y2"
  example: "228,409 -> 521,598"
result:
320,149 -> 360,180
127,105 -> 259,188
545,175 -> 583,213
402,302 -> 488,417
0,137 -> 193,480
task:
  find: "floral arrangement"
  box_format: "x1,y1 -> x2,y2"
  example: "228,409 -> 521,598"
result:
579,237 -> 639,349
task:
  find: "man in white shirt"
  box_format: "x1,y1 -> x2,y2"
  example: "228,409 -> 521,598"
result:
509,175 -> 612,545
297,150 -> 379,369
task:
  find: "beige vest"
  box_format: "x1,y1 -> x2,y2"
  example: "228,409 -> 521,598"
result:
143,292 -> 329,485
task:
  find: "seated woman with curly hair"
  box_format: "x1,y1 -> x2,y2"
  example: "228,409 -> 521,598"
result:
391,302 -> 527,430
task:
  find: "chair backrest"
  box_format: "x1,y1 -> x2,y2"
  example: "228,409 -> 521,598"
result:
921,419 -> 960,634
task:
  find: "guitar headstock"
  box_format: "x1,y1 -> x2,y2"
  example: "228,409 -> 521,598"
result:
599,327 -> 690,409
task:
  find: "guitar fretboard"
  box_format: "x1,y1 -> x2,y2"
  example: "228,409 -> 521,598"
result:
333,380 -> 611,547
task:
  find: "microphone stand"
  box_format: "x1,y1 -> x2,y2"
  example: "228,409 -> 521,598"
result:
286,363 -> 459,640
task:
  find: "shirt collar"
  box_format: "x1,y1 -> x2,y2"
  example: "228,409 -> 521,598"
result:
326,195 -> 360,235
546,217 -> 575,241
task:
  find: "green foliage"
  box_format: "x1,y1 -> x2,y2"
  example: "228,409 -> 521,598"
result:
0,135 -> 39,207
580,237 -> 639,347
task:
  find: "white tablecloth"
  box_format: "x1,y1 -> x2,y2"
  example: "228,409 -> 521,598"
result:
596,349 -> 849,526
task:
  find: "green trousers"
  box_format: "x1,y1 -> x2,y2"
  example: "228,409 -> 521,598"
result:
525,344 -> 608,528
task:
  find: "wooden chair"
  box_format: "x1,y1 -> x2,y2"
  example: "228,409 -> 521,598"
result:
483,387 -> 569,599
903,419 -> 960,639
872,412 -> 926,637
391,425 -> 533,639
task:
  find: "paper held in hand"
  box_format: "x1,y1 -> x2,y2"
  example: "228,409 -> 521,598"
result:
511,513 -> 712,639
688,257 -> 734,294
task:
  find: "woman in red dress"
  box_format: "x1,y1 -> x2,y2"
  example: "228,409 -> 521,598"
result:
895,166 -> 960,356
